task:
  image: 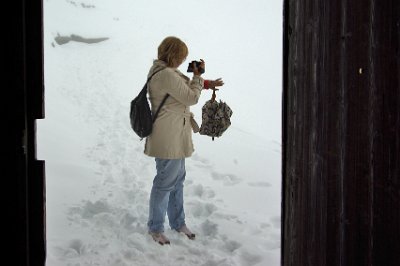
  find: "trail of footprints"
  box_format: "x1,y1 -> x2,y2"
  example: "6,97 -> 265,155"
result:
58,106 -> 278,265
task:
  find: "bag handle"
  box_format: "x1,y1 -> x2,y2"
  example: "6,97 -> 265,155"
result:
211,88 -> 219,102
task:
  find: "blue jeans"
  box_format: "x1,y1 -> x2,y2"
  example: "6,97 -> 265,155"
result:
147,158 -> 186,233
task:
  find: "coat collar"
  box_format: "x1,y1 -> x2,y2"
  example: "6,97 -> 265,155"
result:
152,60 -> 190,82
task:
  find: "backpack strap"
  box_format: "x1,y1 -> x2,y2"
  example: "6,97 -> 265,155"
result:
152,94 -> 169,122
146,67 -> 170,123
146,67 -> 165,83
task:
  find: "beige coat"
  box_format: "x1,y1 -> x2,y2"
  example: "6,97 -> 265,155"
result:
144,60 -> 204,159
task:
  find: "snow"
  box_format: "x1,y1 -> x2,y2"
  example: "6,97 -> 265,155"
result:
38,0 -> 282,265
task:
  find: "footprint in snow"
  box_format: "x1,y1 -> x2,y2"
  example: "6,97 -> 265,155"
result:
270,216 -> 281,229
247,181 -> 272,187
212,212 -> 239,222
220,239 -> 242,253
211,171 -> 242,186
200,219 -> 219,236
190,153 -> 213,169
52,239 -> 85,259
189,184 -> 216,199
126,233 -> 146,252
260,222 -> 271,229
239,250 -> 263,266
265,237 -> 281,250
68,199 -> 111,219
187,200 -> 218,218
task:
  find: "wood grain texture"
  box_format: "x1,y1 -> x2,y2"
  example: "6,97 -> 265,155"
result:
282,0 -> 400,265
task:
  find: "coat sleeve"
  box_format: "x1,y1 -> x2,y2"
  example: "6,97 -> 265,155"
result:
155,68 -> 204,106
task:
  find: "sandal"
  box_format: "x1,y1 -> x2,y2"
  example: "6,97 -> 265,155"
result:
149,231 -> 170,245
176,225 -> 196,240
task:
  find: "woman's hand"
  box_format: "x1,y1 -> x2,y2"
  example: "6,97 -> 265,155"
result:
209,78 -> 224,88
193,59 -> 205,76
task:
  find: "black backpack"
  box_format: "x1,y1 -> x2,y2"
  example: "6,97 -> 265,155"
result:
130,68 -> 169,139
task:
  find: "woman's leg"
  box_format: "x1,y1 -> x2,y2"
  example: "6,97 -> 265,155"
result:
147,158 -> 183,233
167,158 -> 186,230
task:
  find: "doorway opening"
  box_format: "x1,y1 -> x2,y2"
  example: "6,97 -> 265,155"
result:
38,1 -> 283,265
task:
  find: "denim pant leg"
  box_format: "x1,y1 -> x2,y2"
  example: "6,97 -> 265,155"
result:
147,158 -> 185,233
167,159 -> 186,230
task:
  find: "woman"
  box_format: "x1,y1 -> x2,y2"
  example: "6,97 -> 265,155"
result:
145,36 -> 224,245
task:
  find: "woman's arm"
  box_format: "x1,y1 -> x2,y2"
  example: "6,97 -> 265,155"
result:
204,78 -> 224,89
157,68 -> 204,106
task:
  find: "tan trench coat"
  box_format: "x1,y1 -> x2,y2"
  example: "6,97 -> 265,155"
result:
144,60 -> 204,159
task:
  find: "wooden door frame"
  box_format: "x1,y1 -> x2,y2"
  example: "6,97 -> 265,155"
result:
5,0 -> 399,265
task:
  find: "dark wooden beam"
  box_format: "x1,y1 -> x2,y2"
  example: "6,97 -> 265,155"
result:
282,0 -> 400,265
5,0 -> 45,265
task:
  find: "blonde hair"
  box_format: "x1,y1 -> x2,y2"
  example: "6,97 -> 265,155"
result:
158,36 -> 188,67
